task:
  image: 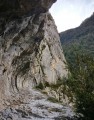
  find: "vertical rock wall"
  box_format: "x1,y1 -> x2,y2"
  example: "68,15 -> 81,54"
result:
0,0 -> 68,102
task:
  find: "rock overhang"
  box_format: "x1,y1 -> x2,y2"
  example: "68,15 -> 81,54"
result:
0,0 -> 57,16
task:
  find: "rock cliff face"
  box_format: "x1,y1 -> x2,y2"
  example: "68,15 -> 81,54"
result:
0,0 -> 68,106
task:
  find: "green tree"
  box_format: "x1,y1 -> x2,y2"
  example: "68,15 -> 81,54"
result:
67,54 -> 94,120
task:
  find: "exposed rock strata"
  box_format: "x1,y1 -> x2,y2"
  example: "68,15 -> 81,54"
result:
0,0 -> 68,111
0,0 -> 68,99
0,0 -> 71,119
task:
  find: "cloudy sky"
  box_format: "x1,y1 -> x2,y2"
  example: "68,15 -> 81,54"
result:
50,0 -> 94,32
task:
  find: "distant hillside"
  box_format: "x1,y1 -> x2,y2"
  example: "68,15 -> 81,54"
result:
60,13 -> 94,62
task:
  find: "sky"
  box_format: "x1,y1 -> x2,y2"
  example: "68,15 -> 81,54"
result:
50,0 -> 94,32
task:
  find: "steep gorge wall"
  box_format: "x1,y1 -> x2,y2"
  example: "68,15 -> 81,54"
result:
0,0 -> 68,103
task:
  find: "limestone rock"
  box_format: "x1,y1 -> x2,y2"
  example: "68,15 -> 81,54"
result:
0,0 -> 68,106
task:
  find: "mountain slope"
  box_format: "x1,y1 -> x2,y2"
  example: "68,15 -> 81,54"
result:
60,13 -> 94,61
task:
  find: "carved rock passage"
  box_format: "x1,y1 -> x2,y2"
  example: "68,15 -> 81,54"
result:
0,0 -> 68,102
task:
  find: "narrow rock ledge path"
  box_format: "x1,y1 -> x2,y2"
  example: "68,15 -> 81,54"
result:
0,89 -> 75,120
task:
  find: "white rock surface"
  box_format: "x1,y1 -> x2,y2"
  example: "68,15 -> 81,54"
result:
0,89 -> 75,120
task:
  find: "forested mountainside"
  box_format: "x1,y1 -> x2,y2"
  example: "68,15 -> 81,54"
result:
60,13 -> 94,120
60,13 -> 94,59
